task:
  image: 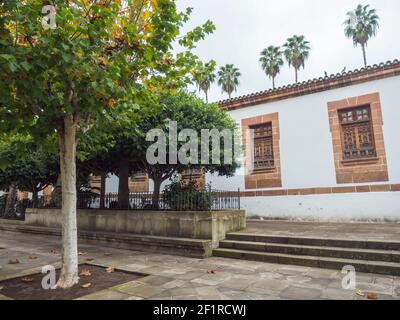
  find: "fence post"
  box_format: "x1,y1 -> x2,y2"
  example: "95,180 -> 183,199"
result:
238,188 -> 241,210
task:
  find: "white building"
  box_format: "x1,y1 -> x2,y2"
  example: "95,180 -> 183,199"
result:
207,60 -> 400,222
103,60 -> 400,222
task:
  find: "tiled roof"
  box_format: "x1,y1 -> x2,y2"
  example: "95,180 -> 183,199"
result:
218,59 -> 400,110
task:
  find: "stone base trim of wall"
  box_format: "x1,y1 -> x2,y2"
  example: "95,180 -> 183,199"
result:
240,183 -> 400,197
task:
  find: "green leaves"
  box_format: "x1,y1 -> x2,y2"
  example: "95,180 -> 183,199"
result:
0,54 -> 18,72
344,4 -> 379,66
0,0 -> 217,182
259,46 -> 284,88
20,60 -> 32,71
179,20 -> 216,49
217,64 -> 241,99
192,60 -> 216,102
0,134 -> 59,192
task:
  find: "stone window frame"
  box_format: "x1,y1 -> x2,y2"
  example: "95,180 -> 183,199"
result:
328,92 -> 389,184
242,112 -> 282,189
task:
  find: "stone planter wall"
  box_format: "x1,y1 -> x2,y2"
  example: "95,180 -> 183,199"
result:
25,209 -> 246,248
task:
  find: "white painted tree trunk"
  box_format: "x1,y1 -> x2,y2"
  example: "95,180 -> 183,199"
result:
56,115 -> 79,288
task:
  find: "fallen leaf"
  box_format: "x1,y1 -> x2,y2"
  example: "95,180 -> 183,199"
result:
207,269 -> 216,274
105,266 -> 115,273
80,269 -> 92,277
78,252 -> 87,256
21,277 -> 34,283
29,256 -> 38,260
356,290 -> 365,297
81,283 -> 92,288
86,258 -> 94,261
367,292 -> 378,300
104,253 -> 112,256
8,259 -> 20,265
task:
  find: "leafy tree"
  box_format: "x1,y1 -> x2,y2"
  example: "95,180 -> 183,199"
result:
283,35 -> 311,83
0,134 -> 59,210
93,91 -> 240,208
78,93 -> 155,210
217,64 -> 241,99
344,4 -> 379,67
0,0 -> 214,288
259,46 -> 284,89
138,91 -> 240,207
193,60 -> 216,103
0,145 -> 59,208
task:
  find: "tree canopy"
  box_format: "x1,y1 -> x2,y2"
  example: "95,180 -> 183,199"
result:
344,4 -> 379,67
0,134 -> 59,206
259,46 -> 284,89
82,90 -> 241,208
217,64 -> 241,99
0,0 -> 216,288
283,35 -> 311,83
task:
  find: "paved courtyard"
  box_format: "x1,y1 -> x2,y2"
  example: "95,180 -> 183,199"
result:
0,230 -> 399,300
243,220 -> 400,241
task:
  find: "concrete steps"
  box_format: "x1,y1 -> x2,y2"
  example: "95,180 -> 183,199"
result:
219,240 -> 400,262
225,232 -> 400,250
213,233 -> 400,276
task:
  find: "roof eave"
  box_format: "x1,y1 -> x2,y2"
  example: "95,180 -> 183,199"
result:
219,60 -> 400,111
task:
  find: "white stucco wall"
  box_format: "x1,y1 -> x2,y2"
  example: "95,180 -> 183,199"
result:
241,192 -> 400,222
207,75 -> 400,220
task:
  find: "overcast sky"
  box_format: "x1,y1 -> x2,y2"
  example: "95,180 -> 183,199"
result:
175,0 -> 400,103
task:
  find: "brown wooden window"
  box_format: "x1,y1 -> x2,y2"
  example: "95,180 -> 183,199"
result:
338,105 -> 376,160
251,123 -> 274,170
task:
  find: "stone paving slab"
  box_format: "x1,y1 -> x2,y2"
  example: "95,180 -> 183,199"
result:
243,220 -> 400,241
0,230 -> 399,300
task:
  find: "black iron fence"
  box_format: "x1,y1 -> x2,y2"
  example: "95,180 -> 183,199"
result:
33,188 -> 241,211
0,198 -> 30,221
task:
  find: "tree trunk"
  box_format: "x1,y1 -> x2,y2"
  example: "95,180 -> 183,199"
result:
295,69 -> 298,83
118,159 -> 130,210
100,172 -> 106,209
362,43 -> 367,67
5,184 -> 17,217
56,115 -> 79,289
152,176 -> 162,209
272,76 -> 276,89
205,90 -> 208,103
32,189 -> 39,209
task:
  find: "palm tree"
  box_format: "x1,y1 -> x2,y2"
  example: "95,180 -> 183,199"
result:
283,35 -> 311,83
344,4 -> 379,67
259,46 -> 284,89
193,61 -> 216,103
217,64 -> 241,99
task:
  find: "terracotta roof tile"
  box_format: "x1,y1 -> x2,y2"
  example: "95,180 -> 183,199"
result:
219,59 -> 400,110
